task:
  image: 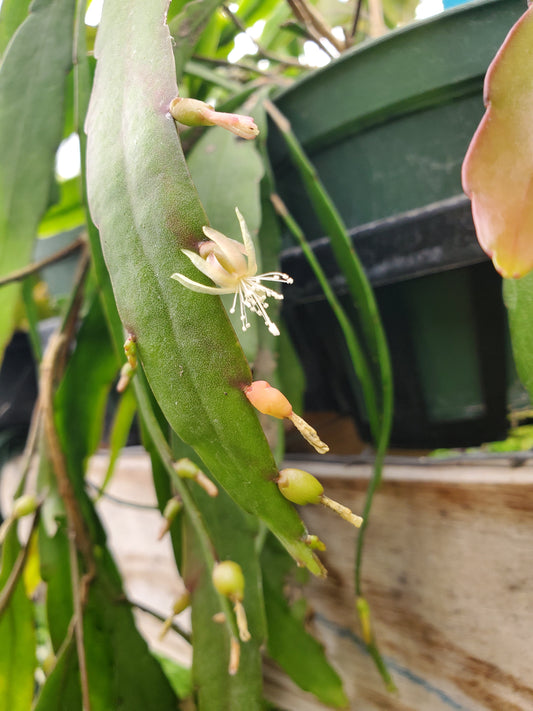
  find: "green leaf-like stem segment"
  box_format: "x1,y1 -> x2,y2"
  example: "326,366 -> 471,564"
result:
0,0 -> 75,362
85,0 -> 323,575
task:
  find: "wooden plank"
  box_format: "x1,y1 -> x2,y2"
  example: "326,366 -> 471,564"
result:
271,458 -> 533,710
5,449 -> 531,708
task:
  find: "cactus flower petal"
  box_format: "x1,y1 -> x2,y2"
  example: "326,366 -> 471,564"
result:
172,208 -> 293,335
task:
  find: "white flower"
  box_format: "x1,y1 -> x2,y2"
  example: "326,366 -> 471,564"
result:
171,208 -> 293,336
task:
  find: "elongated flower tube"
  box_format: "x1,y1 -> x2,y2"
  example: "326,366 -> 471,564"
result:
170,97 -> 259,140
171,208 -> 293,336
244,380 -> 329,454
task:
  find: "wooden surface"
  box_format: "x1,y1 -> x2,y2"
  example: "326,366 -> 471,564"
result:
4,449 -> 532,710
277,459 -> 533,711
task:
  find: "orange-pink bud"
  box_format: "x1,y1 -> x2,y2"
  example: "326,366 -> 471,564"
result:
244,380 -> 293,419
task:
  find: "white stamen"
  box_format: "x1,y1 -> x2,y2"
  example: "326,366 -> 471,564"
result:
171,208 -> 293,335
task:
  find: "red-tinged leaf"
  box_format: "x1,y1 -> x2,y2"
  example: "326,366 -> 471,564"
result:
462,5 -> 533,279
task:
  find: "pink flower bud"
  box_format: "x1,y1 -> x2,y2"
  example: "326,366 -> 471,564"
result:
244,380 -> 293,419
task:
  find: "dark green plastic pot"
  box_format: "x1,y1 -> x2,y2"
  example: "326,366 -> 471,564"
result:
270,0 -> 528,448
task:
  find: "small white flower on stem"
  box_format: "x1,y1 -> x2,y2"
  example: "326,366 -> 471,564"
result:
171,208 -> 293,336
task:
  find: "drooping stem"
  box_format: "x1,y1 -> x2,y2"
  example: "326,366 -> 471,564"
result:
68,529 -> 92,711
40,249 -> 95,575
0,510 -> 40,618
0,235 -> 85,288
271,193 -> 381,446
222,5 -> 303,68
266,101 -> 394,689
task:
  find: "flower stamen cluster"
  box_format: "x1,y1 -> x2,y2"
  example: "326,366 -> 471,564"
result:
172,208 -> 293,336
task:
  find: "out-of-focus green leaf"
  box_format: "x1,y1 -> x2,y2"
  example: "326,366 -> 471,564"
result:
504,272 -> 533,399
139,411 -> 184,570
83,552 -> 178,711
86,0 -> 323,575
154,654 -> 193,700
462,5 -> 533,279
171,436 -> 265,710
277,322 -> 305,417
184,515 -> 264,711
186,116 -> 263,238
38,515 -> 73,652
97,387 -> 137,496
261,535 -> 348,709
0,525 -> 36,711
0,0 -> 75,364
36,544 -> 179,710
187,123 -> 264,362
38,178 -> 84,238
33,637 -> 82,711
0,0 -> 31,57
35,483 -> 82,709
218,0 -> 282,49
169,0 -> 222,81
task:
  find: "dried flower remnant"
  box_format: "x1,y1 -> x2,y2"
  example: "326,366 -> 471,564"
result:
244,380 -> 329,453
170,97 -> 259,140
171,208 -> 293,336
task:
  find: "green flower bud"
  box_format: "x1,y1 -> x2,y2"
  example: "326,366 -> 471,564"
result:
163,497 -> 183,522
212,560 -> 245,602
12,494 -> 37,519
277,468 -> 324,505
174,458 -> 200,479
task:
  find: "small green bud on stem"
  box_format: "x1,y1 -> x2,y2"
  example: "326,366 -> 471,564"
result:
212,561 -> 250,643
117,334 -> 138,392
117,362 -> 134,393
169,97 -> 259,140
159,591 -> 191,640
174,458 -> 218,497
123,334 -> 137,369
0,494 -> 39,544
12,494 -> 38,519
212,561 -> 245,601
277,468 -> 323,505
278,468 -> 363,528
303,534 -> 326,551
157,496 -> 183,540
